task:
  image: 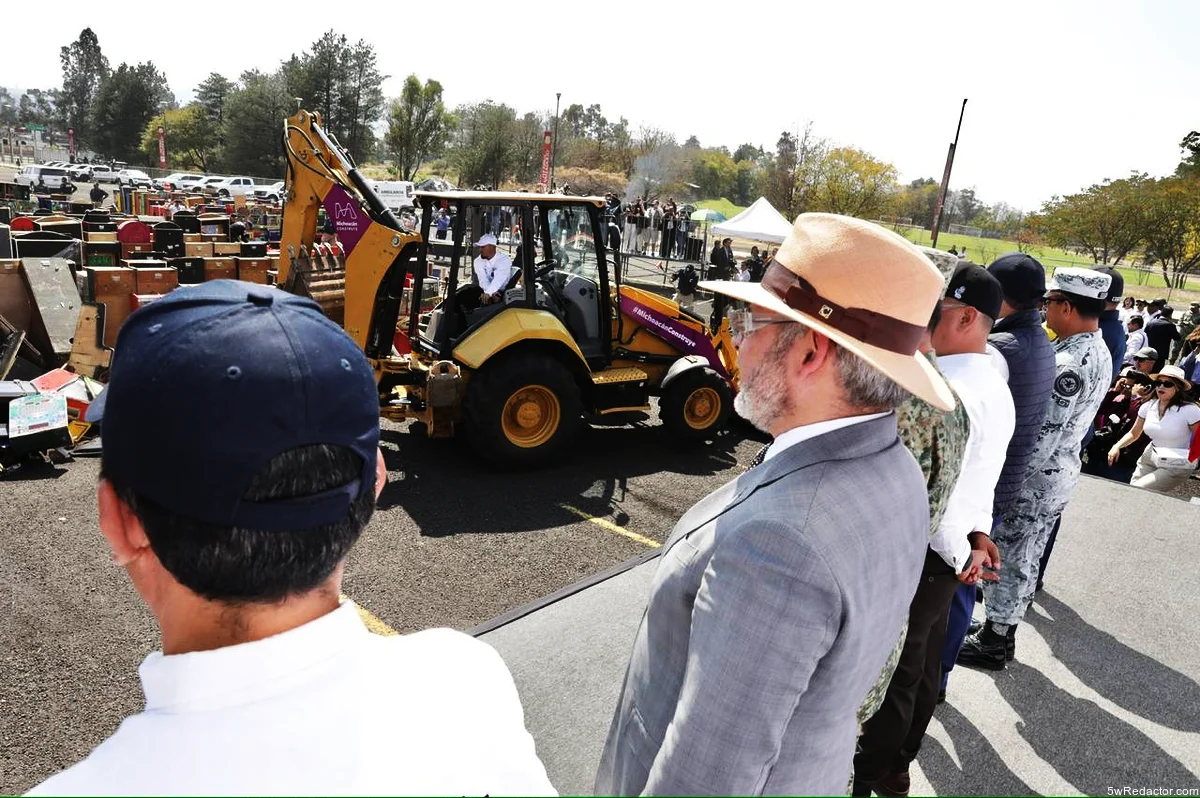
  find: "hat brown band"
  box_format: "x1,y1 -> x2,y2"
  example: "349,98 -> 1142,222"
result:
761,262 -> 925,355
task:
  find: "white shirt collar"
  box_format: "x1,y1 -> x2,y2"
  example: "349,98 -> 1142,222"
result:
763,411 -> 891,462
139,601 -> 368,713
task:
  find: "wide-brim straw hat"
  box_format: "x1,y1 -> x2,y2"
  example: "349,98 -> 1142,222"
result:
1150,364 -> 1193,392
699,213 -> 954,411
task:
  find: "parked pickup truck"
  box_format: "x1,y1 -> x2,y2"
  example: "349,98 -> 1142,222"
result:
210,176 -> 258,197
90,164 -> 119,183
253,181 -> 285,203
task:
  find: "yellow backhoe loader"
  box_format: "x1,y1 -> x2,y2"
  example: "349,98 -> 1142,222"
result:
277,109 -> 740,466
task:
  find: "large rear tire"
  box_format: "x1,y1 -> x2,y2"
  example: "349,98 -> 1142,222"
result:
660,367 -> 733,442
464,352 -> 583,467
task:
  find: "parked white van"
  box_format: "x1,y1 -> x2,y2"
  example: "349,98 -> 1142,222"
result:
367,180 -> 415,211
14,165 -> 76,192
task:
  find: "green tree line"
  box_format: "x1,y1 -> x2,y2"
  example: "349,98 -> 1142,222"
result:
10,27 -> 1198,278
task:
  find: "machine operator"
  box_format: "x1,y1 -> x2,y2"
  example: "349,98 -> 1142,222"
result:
473,234 -> 515,305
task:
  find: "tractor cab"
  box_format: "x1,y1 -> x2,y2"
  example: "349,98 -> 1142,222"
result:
410,192 -> 615,367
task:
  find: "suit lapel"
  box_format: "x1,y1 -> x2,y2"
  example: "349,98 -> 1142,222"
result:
660,414 -> 901,555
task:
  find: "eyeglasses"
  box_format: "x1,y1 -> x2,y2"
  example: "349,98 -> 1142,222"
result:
1045,296 -> 1070,306
728,309 -> 792,342
1155,380 -> 1178,388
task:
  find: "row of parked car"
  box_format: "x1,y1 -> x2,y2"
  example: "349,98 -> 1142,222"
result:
10,162 -> 288,202
152,173 -> 286,201
13,162 -> 152,193
12,161 -> 420,211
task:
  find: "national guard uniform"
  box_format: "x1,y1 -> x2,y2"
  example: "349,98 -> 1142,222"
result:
856,354 -> 969,728
1172,302 -> 1199,363
959,268 -> 1112,669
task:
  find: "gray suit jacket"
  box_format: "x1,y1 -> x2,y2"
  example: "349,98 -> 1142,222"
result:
594,414 -> 929,796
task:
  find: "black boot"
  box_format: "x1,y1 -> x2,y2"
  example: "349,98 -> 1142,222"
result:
957,620 -> 1010,670
967,620 -> 1017,661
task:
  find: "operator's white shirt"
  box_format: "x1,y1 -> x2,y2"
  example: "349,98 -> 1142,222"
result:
28,602 -> 556,797
932,352 -> 1016,571
474,251 -> 515,295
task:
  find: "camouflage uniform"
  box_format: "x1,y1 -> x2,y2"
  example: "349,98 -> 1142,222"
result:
1171,306 -> 1198,364
982,330 -> 1111,626
855,353 -> 969,728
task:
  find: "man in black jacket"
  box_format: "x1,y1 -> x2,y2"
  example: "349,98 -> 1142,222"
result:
708,237 -> 733,280
1144,305 -> 1180,373
940,253 -> 1056,695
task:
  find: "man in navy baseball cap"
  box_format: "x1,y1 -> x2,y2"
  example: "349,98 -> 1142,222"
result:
88,279 -> 383,535
33,281 -> 557,795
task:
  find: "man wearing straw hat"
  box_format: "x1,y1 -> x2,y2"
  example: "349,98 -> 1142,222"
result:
595,213 -> 954,796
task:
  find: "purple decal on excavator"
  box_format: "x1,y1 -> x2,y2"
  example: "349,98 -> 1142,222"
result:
618,294 -> 730,380
322,185 -> 371,255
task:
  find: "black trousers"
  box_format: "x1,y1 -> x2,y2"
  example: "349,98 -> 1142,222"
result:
854,549 -> 961,789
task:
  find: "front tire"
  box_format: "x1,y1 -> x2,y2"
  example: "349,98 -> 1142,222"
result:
464,351 -> 583,467
660,367 -> 733,442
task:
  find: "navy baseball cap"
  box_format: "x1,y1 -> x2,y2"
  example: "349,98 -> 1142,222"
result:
1093,266 -> 1124,303
88,280 -> 380,531
987,253 -> 1046,305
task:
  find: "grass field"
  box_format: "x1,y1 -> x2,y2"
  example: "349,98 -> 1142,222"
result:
694,198 -> 747,220
891,228 -> 1092,269
889,227 -> 1200,301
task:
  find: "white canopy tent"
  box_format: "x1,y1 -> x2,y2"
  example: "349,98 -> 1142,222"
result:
710,197 -> 792,244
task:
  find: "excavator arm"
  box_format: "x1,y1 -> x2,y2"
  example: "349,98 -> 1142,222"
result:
278,109 -> 422,358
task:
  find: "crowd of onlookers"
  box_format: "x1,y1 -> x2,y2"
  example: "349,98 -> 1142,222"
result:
1080,295 -> 1200,491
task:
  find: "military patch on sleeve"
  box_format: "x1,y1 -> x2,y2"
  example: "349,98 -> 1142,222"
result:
1055,370 -> 1082,397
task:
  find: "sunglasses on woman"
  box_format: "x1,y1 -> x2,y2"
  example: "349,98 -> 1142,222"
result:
1155,380 -> 1178,388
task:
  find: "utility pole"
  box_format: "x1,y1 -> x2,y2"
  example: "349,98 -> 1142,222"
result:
549,93 -> 561,192
930,99 -> 967,250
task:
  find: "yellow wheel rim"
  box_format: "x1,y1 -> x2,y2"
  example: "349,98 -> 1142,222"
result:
683,387 -> 722,430
501,385 -> 561,448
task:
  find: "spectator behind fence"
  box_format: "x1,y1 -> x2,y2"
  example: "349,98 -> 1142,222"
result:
28,281 -> 555,796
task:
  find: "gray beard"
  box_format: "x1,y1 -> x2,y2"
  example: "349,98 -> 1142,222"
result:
734,354 -> 793,434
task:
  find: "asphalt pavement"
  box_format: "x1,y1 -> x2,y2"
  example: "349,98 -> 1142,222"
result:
0,414 -> 766,794
484,475 -> 1200,796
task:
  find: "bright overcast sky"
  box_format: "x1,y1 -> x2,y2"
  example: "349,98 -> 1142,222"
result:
6,0 -> 1197,211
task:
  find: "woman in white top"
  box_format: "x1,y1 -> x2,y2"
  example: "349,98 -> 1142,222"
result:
1108,364 -> 1200,491
1118,296 -> 1136,325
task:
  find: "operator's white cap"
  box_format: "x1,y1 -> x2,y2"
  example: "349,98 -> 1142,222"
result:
474,233 -> 497,247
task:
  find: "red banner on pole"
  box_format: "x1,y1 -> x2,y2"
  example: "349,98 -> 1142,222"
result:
539,131 -> 552,186
157,126 -> 167,168
68,128 -> 75,157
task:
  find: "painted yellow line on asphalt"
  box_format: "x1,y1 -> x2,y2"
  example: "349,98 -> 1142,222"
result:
560,504 -> 661,549
340,593 -> 399,636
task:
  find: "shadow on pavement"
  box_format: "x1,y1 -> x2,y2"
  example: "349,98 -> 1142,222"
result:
0,464 -> 69,482
377,419 -> 756,538
995,665 -> 1195,794
1027,592 -> 1200,734
920,703 -> 1032,797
